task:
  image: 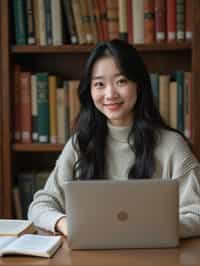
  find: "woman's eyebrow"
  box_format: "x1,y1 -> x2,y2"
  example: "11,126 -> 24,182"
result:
92,72 -> 123,80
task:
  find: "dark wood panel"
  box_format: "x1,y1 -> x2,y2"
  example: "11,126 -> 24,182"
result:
0,0 -> 12,218
13,144 -> 64,152
191,0 -> 200,159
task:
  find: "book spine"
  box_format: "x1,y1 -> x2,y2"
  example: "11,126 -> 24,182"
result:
20,72 -> 32,144
99,0 -> 109,40
150,73 -> 159,107
169,81 -> 178,129
68,80 -> 80,134
106,0 -> 119,40
13,0 -> 27,45
127,0 -> 133,43
167,0 -> 176,42
44,0 -> 53,45
118,0 -> 128,41
144,0 -> 155,44
63,81 -> 69,140
37,73 -> 49,143
72,0 -> 86,44
31,74 -> 38,142
62,0 -> 78,44
79,0 -> 94,43
133,0 -> 144,44
25,0 -> 36,44
57,80 -> 66,144
176,70 -> 185,132
49,75 -> 57,144
17,172 -> 36,218
38,0 -> 47,45
51,0 -> 63,45
14,65 -> 21,142
155,0 -> 166,42
32,0 -> 40,44
184,72 -> 192,139
87,0 -> 98,43
159,74 -> 170,124
185,0 -> 192,40
176,0 -> 185,40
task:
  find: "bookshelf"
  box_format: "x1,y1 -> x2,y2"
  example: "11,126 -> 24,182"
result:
0,0 -> 200,218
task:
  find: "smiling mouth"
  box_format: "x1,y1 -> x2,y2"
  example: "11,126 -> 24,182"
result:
104,102 -> 123,110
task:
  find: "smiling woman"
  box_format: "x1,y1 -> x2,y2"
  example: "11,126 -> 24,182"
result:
28,39 -> 200,240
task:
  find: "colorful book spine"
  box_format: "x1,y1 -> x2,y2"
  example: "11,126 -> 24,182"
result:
13,0 -> 27,45
44,0 -> 53,45
155,0 -> 166,42
185,0 -> 192,40
127,0 -> 133,43
159,74 -> 170,124
118,0 -> 128,41
87,0 -> 98,43
176,0 -> 185,40
51,0 -> 63,45
167,0 -> 176,42
31,74 -> 38,142
176,70 -> 185,132
169,81 -> 178,129
72,0 -> 86,44
150,73 -> 159,107
106,0 -> 119,40
25,0 -> 36,44
14,65 -> 21,142
37,73 -> 49,143
62,0 -> 78,44
144,0 -> 155,44
49,75 -> 57,144
79,0 -> 94,43
20,72 -> 32,144
133,0 -> 144,43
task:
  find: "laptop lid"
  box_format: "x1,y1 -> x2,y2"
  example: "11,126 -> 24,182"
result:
64,179 -> 179,249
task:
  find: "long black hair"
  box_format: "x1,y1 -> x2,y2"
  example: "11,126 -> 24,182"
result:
72,39 -> 178,180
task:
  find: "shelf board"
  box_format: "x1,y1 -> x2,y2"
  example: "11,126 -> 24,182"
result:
11,42 -> 192,54
13,143 -> 64,152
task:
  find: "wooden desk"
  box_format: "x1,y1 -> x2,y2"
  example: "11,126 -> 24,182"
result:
1,237 -> 200,266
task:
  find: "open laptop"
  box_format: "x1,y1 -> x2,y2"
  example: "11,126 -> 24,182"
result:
64,179 -> 179,249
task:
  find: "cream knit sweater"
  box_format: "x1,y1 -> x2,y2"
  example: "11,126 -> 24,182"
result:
28,124 -> 200,238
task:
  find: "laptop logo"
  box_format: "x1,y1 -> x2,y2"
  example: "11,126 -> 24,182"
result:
117,211 -> 128,221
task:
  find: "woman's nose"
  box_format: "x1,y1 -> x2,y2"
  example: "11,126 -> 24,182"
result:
105,85 -> 118,99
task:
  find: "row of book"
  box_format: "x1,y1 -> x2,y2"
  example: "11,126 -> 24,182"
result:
13,0 -> 192,46
13,171 -> 50,219
150,71 -> 192,140
14,65 -> 80,144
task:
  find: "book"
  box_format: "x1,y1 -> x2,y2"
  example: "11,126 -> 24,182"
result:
0,219 -> 36,237
0,234 -> 62,258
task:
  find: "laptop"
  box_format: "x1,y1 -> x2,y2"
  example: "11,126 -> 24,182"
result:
64,179 -> 179,249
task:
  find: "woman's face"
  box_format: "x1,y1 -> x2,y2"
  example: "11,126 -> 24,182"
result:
91,56 -> 137,126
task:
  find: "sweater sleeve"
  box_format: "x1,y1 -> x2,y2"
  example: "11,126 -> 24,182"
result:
170,135 -> 200,238
28,138 -> 76,232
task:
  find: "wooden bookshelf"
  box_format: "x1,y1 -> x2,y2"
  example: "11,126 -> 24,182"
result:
11,42 -> 192,53
13,144 -> 64,152
0,0 -> 200,218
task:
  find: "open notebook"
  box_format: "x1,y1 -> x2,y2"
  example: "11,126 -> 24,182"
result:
0,234 -> 62,258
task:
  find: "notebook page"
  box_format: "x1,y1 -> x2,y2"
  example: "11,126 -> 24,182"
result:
0,220 -> 31,234
3,234 -> 61,253
0,237 -> 16,249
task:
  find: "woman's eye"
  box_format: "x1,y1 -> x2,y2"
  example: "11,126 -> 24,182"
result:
117,78 -> 127,85
93,82 -> 104,88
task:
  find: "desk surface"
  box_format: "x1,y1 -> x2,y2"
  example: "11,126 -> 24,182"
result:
1,237 -> 200,266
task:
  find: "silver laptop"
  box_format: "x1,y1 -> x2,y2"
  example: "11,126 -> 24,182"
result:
64,179 -> 179,249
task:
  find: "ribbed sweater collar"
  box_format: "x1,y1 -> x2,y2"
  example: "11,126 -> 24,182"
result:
107,122 -> 132,143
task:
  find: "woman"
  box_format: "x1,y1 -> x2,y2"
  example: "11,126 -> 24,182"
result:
28,39 -> 200,238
